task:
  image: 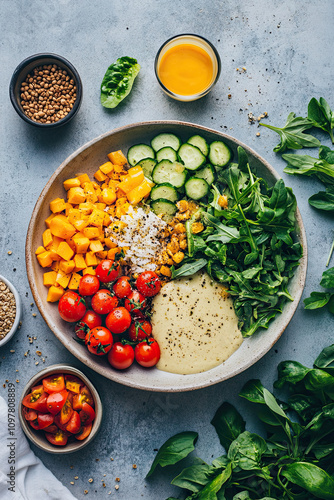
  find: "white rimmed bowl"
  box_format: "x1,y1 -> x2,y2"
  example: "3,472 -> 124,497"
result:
0,275 -> 22,348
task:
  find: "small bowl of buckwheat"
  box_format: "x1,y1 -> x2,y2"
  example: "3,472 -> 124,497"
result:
0,276 -> 22,347
9,53 -> 82,128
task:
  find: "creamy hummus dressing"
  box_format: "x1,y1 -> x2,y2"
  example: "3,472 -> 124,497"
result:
151,272 -> 243,374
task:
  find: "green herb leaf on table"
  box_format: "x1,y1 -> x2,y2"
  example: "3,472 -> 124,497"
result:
100,56 -> 140,108
308,97 -> 334,144
281,462 -> 334,500
309,187 -> 334,212
259,112 -> 321,153
211,402 -> 246,451
304,291 -> 332,310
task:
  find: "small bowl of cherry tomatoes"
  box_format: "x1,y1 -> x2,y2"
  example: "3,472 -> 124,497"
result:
57,258 -> 162,372
19,364 -> 102,454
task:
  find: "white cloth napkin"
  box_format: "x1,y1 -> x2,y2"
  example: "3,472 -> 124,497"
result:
0,395 -> 77,500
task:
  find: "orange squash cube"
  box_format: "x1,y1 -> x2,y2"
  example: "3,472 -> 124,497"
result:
83,226 -> 100,240
47,285 -> 65,302
74,254 -> 87,272
50,197 -> 66,213
73,234 -> 90,254
68,272 -> 82,290
43,271 -> 57,287
56,241 -> 75,261
78,202 -> 94,215
67,187 -> 86,204
59,259 -> 75,274
83,267 -> 96,276
35,246 -> 46,255
37,251 -> 53,268
88,208 -> 105,227
100,161 -> 114,176
89,240 -> 104,253
94,169 -> 108,182
108,150 -> 127,165
85,251 -> 98,267
49,216 -> 76,240
76,173 -> 90,186
63,178 -> 81,191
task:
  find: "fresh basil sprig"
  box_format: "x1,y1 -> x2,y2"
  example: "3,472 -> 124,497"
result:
308,97 -> 334,144
147,345 -> 334,500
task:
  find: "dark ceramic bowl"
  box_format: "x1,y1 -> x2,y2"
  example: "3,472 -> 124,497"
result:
9,53 -> 82,128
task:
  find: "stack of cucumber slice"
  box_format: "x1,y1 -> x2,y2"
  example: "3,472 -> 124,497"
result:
127,133 -> 232,220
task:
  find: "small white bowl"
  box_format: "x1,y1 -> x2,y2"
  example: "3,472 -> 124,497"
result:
0,275 -> 22,347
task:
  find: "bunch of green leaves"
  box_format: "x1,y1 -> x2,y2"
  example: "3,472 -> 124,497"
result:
171,147 -> 302,337
100,56 -> 140,108
147,344 -> 334,500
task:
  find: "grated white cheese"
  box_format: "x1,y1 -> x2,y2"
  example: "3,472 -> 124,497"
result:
106,206 -> 167,273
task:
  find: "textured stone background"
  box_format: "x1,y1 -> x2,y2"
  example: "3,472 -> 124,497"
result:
1,0 -> 334,498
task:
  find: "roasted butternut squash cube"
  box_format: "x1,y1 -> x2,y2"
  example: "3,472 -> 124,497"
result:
37,251 -> 53,268
83,226 -> 100,240
74,254 -> 87,272
43,271 -> 57,287
56,241 -> 74,261
88,208 -> 105,227
96,250 -> 108,259
83,267 -> 96,276
89,240 -> 104,253
78,202 -> 94,215
127,178 -> 152,205
100,161 -> 114,176
65,203 -> 73,216
50,216 -> 76,240
95,202 -> 107,211
35,246 -> 46,255
107,247 -> 120,260
85,251 -> 98,267
59,259 -> 75,274
45,235 -> 63,252
63,177 -> 81,191
45,213 -> 56,228
67,208 -> 82,225
56,270 -> 71,289
76,173 -> 90,186
47,285 -> 65,302
104,237 -> 117,249
94,169 -> 108,182
48,250 -> 62,262
73,219 -> 89,232
108,150 -> 127,165
83,182 -> 98,203
67,187 -> 86,204
101,187 -> 116,205
68,272 -> 82,290
51,261 -> 60,272
42,229 -> 53,248
50,197 -> 66,213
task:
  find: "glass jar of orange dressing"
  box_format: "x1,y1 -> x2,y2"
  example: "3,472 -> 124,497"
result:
155,34 -> 221,101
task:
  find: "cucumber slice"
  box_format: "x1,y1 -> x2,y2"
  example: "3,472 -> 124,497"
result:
194,164 -> 216,185
127,144 -> 155,166
208,141 -> 232,167
136,157 -> 157,180
150,183 -> 179,202
151,133 -> 181,152
187,135 -> 209,156
185,177 -> 209,200
156,146 -> 178,163
151,198 -> 177,222
152,160 -> 187,188
178,143 -> 206,171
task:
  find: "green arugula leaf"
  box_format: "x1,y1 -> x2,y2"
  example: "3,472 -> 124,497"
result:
146,432 -> 198,478
308,97 -> 334,144
211,402 -> 246,452
100,56 -> 140,108
171,259 -> 207,279
283,152 -> 334,185
281,462 -> 334,500
259,112 -> 321,152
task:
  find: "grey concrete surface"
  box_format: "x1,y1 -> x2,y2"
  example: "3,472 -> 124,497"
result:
1,0 -> 334,498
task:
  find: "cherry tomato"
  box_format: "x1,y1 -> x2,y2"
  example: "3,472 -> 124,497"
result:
91,289 -> 118,315
59,393 -> 73,425
79,402 -> 95,425
54,413 -> 69,431
22,385 -> 48,413
75,310 -> 103,340
79,274 -> 100,296
85,326 -> 113,355
135,338 -> 161,368
37,413 -> 54,430
105,307 -> 131,334
128,320 -> 152,342
46,390 -> 69,415
75,422 -> 92,441
66,411 -> 81,434
124,290 -> 147,315
43,424 -> 58,434
58,291 -> 86,323
95,259 -> 120,283
65,375 -> 84,394
23,407 -> 38,421
107,342 -> 135,370
42,375 -> 65,393
30,418 -> 40,430
113,276 -> 132,298
72,386 -> 94,411
136,270 -> 161,297
45,429 -> 68,446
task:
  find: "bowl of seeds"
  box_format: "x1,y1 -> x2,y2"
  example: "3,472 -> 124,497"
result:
0,275 -> 21,347
9,53 -> 82,128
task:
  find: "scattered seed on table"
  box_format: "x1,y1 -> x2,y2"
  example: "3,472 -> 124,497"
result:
88,478 -> 93,483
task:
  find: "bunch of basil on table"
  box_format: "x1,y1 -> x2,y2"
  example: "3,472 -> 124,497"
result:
147,344 -> 334,500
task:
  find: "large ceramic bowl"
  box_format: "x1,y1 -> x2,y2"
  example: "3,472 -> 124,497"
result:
26,121 -> 307,392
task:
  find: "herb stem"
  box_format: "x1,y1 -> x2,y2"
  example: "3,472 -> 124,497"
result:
326,236 -> 334,267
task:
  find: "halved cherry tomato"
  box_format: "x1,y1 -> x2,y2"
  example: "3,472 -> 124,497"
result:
58,291 -> 86,323
128,320 -> 152,342
72,386 -> 94,411
124,290 -> 147,314
54,413 -> 69,431
134,338 -> 161,368
79,274 -> 100,296
95,259 -> 120,283
113,276 -> 132,298
43,424 -> 58,434
45,429 -> 68,446
37,413 -> 54,430
136,270 -> 161,297
79,402 -> 96,425
107,342 -> 135,370
46,389 -> 68,415
30,418 -> 40,430
42,375 -> 65,393
75,310 -> 103,340
23,407 -> 38,421
22,385 -> 49,413
59,393 -> 73,425
105,307 -> 131,334
66,410 -> 81,434
65,374 -> 84,394
91,289 -> 118,315
75,422 -> 92,441
85,326 -> 113,355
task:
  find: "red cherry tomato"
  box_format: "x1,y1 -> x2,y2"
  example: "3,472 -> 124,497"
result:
37,413 -> 54,430
58,291 -> 86,323
79,402 -> 96,425
45,429 -> 68,446
43,424 -> 58,434
22,386 -> 48,413
75,422 -> 92,441
107,342 -> 134,370
46,390 -> 69,415
23,407 -> 38,421
78,274 -> 100,296
42,375 -> 65,393
75,310 -> 103,340
72,386 -> 94,410
29,418 -> 40,430
59,393 -> 73,425
136,270 -> 161,297
128,320 -> 152,342
113,276 -> 132,298
124,290 -> 147,314
66,411 -> 81,434
105,307 -> 131,334
95,259 -> 120,283
65,375 -> 84,394
85,326 -> 113,355
91,289 -> 118,315
135,338 -> 161,368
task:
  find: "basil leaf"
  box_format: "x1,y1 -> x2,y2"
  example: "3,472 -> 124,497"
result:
304,369 -> 334,392
314,344 -> 334,371
263,388 -> 288,419
260,112 -> 321,152
194,463 -> 232,500
308,97 -> 334,144
100,56 -> 140,108
274,360 -> 310,388
227,431 -> 267,471
239,379 -> 265,404
171,463 -> 218,493
211,402 -> 246,452
146,431 -> 198,478
281,462 -> 334,500
171,259 -> 207,279
320,267 -> 334,288
304,291 -> 332,310
309,187 -> 334,211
